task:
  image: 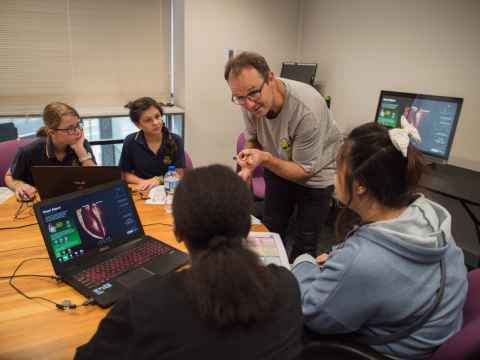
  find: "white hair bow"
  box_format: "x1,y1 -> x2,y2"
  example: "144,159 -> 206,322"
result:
388,116 -> 422,157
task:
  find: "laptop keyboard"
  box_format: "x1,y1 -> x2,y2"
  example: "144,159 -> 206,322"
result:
74,239 -> 171,288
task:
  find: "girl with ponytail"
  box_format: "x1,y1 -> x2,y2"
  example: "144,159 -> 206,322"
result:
5,102 -> 96,201
76,165 -> 302,360
119,97 -> 185,192
292,122 -> 467,359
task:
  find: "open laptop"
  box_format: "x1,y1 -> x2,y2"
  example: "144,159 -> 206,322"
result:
32,166 -> 122,199
34,180 -> 189,308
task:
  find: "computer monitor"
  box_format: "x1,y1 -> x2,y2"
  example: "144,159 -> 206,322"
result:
374,90 -> 463,162
280,62 -> 317,85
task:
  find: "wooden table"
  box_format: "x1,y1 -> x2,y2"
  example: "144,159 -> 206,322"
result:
0,194 -> 265,359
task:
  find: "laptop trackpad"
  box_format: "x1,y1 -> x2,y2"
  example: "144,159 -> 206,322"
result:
116,268 -> 154,288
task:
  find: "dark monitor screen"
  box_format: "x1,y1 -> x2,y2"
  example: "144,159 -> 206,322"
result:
280,62 -> 317,85
35,181 -> 142,268
32,166 -> 122,199
374,90 -> 463,160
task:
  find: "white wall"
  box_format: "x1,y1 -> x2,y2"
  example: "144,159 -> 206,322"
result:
174,0 -> 300,167
300,0 -> 480,170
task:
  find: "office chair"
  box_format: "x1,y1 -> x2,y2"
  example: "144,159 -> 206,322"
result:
430,268 -> 480,360
302,339 -> 389,360
0,138 -> 34,187
0,123 -> 18,142
302,269 -> 480,360
236,132 -> 265,199
184,151 -> 193,170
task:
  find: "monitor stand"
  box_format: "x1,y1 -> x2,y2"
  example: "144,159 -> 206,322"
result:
422,155 -> 446,169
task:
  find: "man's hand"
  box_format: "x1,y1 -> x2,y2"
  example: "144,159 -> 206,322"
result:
15,182 -> 37,202
238,168 -> 253,184
236,148 -> 271,170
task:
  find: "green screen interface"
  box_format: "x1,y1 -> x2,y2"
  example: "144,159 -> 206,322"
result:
47,218 -> 82,262
377,101 -> 399,128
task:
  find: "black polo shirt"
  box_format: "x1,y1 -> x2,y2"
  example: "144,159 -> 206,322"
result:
119,130 -> 185,179
10,137 -> 96,186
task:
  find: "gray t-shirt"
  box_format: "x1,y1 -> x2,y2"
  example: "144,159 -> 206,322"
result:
243,78 -> 342,188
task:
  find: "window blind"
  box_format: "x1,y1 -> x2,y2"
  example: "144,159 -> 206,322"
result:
0,0 -> 170,116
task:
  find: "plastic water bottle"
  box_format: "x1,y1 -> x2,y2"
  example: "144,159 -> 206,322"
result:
164,165 -> 179,213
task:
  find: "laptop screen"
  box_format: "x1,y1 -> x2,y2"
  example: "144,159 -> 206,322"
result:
32,166 -> 122,199
36,181 -> 143,267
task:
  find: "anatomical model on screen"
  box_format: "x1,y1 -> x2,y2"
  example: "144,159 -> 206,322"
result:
76,203 -> 107,239
403,106 -> 430,129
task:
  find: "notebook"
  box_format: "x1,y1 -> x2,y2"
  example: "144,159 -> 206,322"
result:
34,180 -> 189,308
32,166 -> 122,199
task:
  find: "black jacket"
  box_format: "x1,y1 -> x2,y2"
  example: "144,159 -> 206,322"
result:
75,265 -> 302,360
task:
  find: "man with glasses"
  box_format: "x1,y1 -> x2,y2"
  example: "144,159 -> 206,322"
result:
225,52 -> 342,261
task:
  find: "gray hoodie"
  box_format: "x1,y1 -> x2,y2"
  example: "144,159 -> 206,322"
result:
292,195 -> 468,359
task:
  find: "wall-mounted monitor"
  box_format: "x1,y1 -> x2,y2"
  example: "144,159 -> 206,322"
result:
280,62 -> 317,85
374,90 -> 463,162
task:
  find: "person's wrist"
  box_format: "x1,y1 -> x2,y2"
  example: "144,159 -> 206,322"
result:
261,151 -> 273,165
12,180 -> 24,190
75,147 -> 88,158
78,152 -> 92,163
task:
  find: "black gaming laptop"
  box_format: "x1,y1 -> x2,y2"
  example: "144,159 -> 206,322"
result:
32,166 -> 122,199
34,180 -> 189,308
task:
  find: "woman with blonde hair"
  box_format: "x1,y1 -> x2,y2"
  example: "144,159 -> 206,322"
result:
5,102 -> 96,201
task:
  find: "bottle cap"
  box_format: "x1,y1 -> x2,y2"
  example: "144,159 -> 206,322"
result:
167,165 -> 176,172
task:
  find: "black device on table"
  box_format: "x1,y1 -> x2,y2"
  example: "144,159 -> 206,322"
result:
34,180 -> 189,307
280,62 -> 318,86
32,166 -> 122,199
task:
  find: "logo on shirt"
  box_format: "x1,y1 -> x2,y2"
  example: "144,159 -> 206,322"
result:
280,137 -> 292,158
163,155 -> 172,165
280,138 -> 290,150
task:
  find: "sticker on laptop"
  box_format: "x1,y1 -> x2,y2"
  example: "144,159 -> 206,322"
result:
93,282 -> 113,295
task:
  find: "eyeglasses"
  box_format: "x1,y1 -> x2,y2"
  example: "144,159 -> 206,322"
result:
54,122 -> 83,135
231,80 -> 266,105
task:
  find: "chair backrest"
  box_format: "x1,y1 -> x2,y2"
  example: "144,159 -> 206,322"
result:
302,339 -> 389,360
236,132 -> 264,178
184,150 -> 193,170
430,268 -> 480,360
0,123 -> 18,142
0,138 -> 35,187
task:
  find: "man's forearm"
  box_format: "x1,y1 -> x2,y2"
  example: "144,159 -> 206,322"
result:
263,153 -> 311,182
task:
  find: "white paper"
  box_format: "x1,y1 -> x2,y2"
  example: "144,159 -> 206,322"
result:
250,215 -> 262,225
0,187 -> 13,204
244,232 -> 290,269
145,185 -> 166,205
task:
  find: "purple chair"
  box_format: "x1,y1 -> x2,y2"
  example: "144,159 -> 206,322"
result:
0,138 -> 34,187
184,151 -> 193,170
236,132 -> 265,199
430,268 -> 480,360
303,269 -> 480,360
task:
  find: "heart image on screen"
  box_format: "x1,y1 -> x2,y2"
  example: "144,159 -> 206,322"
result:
76,202 -> 107,240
